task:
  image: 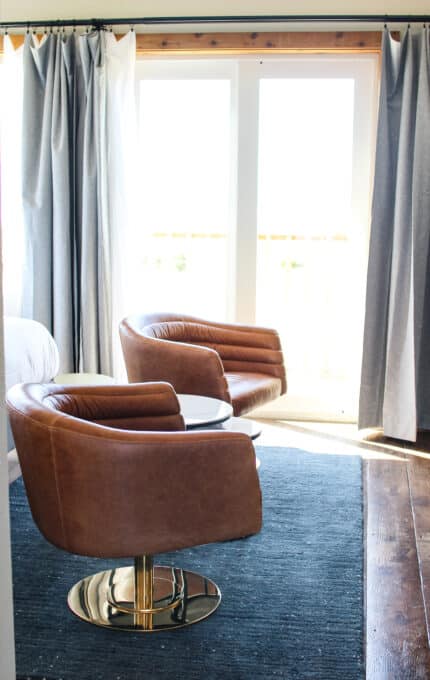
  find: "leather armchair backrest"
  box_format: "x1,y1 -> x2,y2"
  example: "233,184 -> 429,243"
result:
123,313 -> 287,393
43,384 -> 184,431
6,382 -> 187,555
7,381 -> 262,559
147,320 -> 284,371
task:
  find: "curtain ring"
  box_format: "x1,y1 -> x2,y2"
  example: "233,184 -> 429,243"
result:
26,23 -> 30,34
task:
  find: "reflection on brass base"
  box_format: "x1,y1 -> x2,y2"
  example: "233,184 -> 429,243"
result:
67,563 -> 221,632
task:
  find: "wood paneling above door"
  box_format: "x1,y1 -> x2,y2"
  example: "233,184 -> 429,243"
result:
0,30 -> 393,54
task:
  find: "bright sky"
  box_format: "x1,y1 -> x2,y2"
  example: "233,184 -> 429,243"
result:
139,76 -> 354,238
139,79 -> 231,234
257,78 -> 354,237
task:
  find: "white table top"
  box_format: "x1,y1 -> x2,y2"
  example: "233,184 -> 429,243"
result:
177,394 -> 233,428
195,416 -> 262,440
54,373 -> 115,385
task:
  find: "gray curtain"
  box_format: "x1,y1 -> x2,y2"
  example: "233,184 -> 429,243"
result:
22,31 -> 112,374
359,27 -> 430,441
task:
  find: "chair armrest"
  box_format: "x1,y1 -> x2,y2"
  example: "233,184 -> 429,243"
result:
212,320 -> 283,344
136,312 -> 282,347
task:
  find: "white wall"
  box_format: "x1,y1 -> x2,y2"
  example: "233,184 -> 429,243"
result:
0,0 -> 428,23
0,227 -> 15,677
0,0 -> 17,665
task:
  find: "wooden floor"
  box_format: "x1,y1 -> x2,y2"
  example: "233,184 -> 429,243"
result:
256,419 -> 430,680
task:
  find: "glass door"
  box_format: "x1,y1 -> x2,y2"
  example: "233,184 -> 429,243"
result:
132,60 -> 235,321
252,57 -> 378,420
133,55 -> 378,421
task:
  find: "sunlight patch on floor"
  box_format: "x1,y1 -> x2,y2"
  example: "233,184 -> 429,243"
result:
255,419 -> 409,461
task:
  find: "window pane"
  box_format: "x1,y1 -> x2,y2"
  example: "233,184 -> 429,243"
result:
133,79 -> 231,320
256,78 -> 364,418
0,57 -> 25,317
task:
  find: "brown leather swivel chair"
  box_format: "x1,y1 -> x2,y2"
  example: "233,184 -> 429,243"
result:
7,381 -> 262,632
120,313 -> 287,416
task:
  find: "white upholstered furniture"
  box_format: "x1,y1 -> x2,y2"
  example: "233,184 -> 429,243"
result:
5,317 -> 59,482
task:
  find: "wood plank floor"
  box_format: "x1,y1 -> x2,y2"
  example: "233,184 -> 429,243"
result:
256,419 -> 430,679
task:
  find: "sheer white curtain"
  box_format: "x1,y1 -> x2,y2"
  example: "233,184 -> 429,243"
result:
105,31 -> 138,379
18,30 -> 136,376
0,40 -> 20,674
1,36 -> 24,318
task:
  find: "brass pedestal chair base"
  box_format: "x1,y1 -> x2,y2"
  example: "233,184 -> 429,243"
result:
67,555 -> 221,632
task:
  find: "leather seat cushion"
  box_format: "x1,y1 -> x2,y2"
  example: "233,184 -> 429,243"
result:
226,372 -> 282,416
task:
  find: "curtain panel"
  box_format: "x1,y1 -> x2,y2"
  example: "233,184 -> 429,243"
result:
21,30 -> 135,375
359,27 -> 430,441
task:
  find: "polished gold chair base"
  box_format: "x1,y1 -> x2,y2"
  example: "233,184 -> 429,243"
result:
67,555 -> 221,632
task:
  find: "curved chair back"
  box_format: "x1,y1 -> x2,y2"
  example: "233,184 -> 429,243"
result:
7,381 -> 262,559
120,312 -> 287,415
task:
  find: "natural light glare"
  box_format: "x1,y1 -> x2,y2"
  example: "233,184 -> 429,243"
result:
256,78 -> 364,419
0,43 -> 25,317
133,79 -> 231,320
131,58 -> 377,421
258,79 -> 354,237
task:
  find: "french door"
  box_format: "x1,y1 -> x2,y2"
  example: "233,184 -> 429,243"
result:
133,54 -> 378,421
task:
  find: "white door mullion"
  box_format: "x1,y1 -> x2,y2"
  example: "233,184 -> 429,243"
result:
232,61 -> 259,325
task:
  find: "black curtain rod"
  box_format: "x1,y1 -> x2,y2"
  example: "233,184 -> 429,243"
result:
1,15 -> 430,30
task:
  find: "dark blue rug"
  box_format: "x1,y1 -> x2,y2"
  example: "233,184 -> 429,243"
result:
10,446 -> 364,680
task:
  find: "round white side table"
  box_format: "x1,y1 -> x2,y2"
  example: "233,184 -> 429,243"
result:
177,394 -> 233,429
54,373 -> 115,385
